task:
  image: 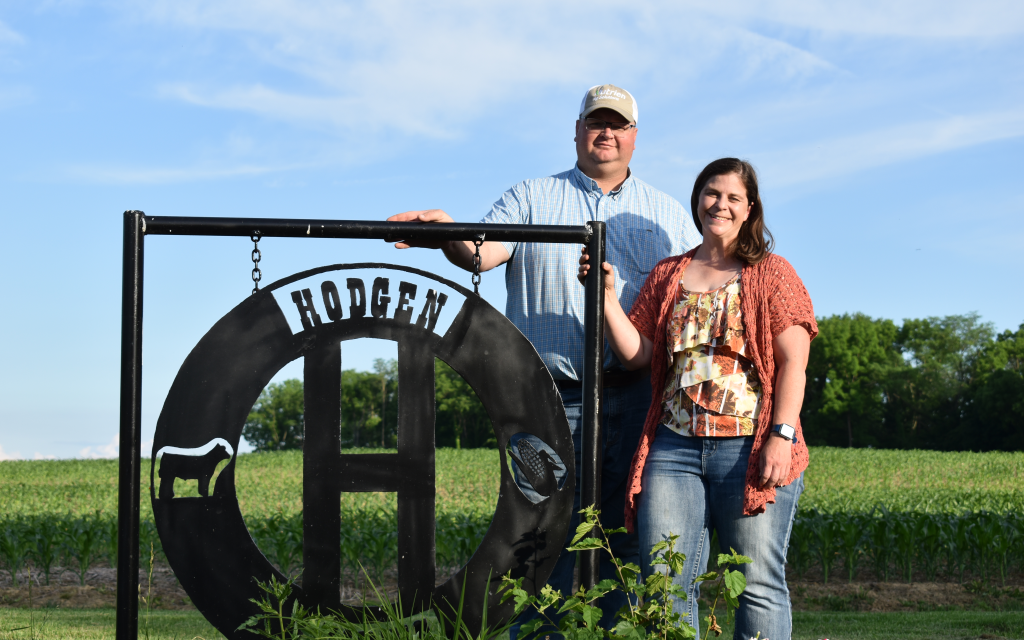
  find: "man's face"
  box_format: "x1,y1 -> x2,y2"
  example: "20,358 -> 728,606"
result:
574,108 -> 637,172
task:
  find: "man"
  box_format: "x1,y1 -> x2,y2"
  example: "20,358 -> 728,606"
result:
388,84 -> 701,634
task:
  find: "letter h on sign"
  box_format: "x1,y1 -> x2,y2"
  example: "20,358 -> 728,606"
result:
301,334 -> 436,615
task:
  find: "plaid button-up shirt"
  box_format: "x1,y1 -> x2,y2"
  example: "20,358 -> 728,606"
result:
482,165 -> 701,381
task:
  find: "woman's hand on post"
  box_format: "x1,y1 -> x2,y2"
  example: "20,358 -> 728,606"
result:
759,434 -> 792,489
577,246 -> 616,298
581,244 -> 652,370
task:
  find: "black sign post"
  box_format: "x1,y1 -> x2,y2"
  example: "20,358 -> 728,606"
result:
117,212 -> 606,640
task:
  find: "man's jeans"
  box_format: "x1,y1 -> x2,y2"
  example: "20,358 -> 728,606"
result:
509,376 -> 651,639
637,426 -> 802,640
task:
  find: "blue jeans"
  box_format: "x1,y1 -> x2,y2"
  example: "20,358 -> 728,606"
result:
510,376 -> 651,639
638,426 -> 802,640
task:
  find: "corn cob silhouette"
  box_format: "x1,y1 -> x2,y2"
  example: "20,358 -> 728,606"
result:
509,439 -> 563,497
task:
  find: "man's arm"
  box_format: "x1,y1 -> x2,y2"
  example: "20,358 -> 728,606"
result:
387,209 -> 510,273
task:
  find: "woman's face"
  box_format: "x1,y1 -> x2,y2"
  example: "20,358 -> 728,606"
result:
697,172 -> 752,246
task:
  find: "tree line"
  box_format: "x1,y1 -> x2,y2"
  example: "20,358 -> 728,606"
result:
802,313 -> 1023,451
242,313 -> 1023,453
242,358 -> 494,452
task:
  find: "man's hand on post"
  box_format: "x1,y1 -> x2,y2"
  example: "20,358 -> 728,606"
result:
387,209 -> 456,250
385,209 -> 511,273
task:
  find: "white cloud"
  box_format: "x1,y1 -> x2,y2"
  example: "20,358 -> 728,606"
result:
160,83 -> 373,134
89,0 -> 1023,184
79,434 -> 120,459
707,0 -> 1024,38
0,19 -> 25,45
760,109 -> 1024,186
733,29 -> 837,81
66,162 -> 284,185
34,452 -> 56,460
131,1 -> 845,139
0,86 -> 33,110
0,444 -> 22,461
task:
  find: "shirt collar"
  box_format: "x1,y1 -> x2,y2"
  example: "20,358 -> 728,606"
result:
572,164 -> 633,197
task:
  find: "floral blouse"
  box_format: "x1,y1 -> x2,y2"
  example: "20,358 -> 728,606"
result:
661,271 -> 763,437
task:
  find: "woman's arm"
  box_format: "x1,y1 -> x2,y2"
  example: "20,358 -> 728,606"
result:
758,324 -> 811,488
578,249 -> 654,370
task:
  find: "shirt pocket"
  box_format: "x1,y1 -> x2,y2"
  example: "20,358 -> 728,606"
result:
612,227 -> 670,279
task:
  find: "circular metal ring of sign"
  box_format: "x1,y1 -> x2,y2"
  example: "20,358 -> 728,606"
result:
150,264 -> 574,639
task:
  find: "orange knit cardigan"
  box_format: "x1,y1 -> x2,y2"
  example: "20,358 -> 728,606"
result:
623,248 -> 818,532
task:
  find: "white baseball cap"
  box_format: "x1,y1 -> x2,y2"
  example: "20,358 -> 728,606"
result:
579,84 -> 638,124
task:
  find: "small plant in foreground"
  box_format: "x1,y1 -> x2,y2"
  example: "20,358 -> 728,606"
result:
238,568 -> 515,640
139,541 -> 155,640
499,506 -> 753,640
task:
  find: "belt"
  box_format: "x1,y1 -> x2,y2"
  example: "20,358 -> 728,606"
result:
554,368 -> 648,391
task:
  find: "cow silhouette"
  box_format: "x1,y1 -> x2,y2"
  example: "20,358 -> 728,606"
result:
509,439 -> 563,498
158,442 -> 232,499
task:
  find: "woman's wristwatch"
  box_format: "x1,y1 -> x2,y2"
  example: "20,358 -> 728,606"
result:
771,423 -> 797,443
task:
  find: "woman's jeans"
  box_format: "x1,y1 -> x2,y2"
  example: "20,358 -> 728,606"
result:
638,426 -> 802,640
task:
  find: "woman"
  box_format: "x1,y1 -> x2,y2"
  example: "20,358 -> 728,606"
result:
578,158 -> 816,639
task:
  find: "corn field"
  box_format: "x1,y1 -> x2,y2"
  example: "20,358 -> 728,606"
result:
787,509 -> 1023,585
2,447 -> 1023,588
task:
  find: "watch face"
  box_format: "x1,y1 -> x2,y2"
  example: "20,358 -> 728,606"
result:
776,424 -> 795,439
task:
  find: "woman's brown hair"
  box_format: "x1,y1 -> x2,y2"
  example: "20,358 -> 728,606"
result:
689,158 -> 774,265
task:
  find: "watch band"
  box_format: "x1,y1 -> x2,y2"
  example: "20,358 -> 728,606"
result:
771,423 -> 798,443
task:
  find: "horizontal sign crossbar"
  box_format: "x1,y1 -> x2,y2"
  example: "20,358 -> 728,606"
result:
143,216 -> 592,244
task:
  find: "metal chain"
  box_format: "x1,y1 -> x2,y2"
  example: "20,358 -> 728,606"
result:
251,231 -> 262,295
471,235 -> 485,295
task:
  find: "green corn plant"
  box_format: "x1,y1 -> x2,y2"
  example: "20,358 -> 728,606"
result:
807,510 -> 838,584
29,515 -> 61,585
867,507 -> 896,582
338,524 -> 358,583
836,513 -> 865,583
892,514 -> 917,583
139,519 -> 164,567
786,516 -> 812,578
362,517 -> 397,587
1009,513 -> 1024,576
436,512 -> 488,571
990,514 -> 1016,587
971,512 -> 996,583
0,518 -> 30,586
914,514 -> 943,582
935,514 -> 955,581
285,514 -> 304,578
433,512 -> 460,573
943,514 -> 972,584
105,515 -> 119,569
254,513 -> 303,579
938,514 -> 956,581
64,514 -> 101,586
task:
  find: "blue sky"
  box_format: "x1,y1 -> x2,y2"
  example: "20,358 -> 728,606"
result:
1,1 -> 1022,460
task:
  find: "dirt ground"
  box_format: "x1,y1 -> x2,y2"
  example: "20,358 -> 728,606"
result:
787,580 -> 1024,612
0,564 -> 462,611
2,564 -> 1023,613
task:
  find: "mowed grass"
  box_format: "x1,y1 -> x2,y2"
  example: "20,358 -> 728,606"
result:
712,610 -> 1024,640
2,447 -> 1023,519
0,608 -> 224,640
2,609 -> 1023,640
792,610 -> 1024,639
